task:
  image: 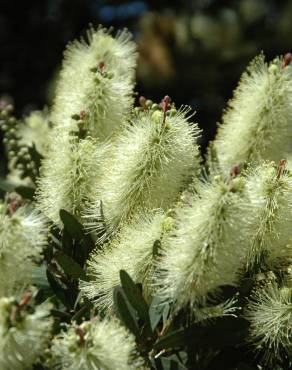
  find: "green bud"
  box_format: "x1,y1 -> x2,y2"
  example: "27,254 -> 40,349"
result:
8,117 -> 16,125
151,103 -> 159,111
145,99 -> 153,108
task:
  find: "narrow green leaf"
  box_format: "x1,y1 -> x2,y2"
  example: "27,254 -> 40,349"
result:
31,265 -> 49,289
119,270 -> 152,336
154,317 -> 249,352
153,328 -> 186,351
159,356 -> 187,370
113,286 -> 140,338
61,228 -> 72,255
59,209 -> 84,240
149,296 -> 165,331
59,209 -> 94,254
71,301 -> 92,322
51,309 -> 71,321
55,251 -> 87,280
46,269 -> 71,308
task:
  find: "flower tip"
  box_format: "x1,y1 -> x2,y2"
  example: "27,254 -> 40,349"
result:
282,52 -> 292,68
276,158 -> 286,179
230,164 -> 240,178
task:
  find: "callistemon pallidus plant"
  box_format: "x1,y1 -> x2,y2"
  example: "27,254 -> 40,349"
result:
0,26 -> 291,370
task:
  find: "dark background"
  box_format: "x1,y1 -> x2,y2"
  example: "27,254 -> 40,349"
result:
1,0 -> 292,150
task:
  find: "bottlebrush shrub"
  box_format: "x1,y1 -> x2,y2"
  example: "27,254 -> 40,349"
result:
0,26 -> 291,370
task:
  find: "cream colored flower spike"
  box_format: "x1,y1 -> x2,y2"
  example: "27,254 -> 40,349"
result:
80,211 -> 171,312
154,175 -> 250,313
51,26 -> 137,139
51,317 -> 144,370
0,295 -> 52,370
85,101 -> 201,238
244,282 -> 292,366
212,53 -> 292,174
0,202 -> 48,297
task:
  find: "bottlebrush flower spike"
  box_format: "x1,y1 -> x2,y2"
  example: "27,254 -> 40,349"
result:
0,293 -> 52,370
0,201 -> 48,297
244,282 -> 292,366
37,135 -> 105,223
37,26 -> 136,225
80,211 -> 171,312
19,109 -> 51,157
244,160 -> 292,268
51,317 -> 143,370
154,175 -> 249,312
51,26 -> 137,139
85,103 -> 201,238
212,53 -> 292,174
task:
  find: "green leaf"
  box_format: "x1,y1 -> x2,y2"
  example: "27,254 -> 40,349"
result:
153,328 -> 186,351
119,270 -> 152,337
46,269 -> 71,308
71,301 -> 92,322
61,228 -> 73,255
31,265 -> 50,289
51,309 -> 71,321
60,209 -> 84,240
15,185 -> 35,199
59,209 -> 94,256
55,251 -> 87,280
163,303 -> 170,324
157,356 -> 187,370
154,317 -> 249,352
113,286 -> 140,338
149,296 -> 166,331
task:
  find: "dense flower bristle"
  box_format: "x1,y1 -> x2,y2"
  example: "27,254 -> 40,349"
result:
212,53 -> 292,174
51,317 -> 143,370
0,203 -> 48,297
52,27 -> 137,139
85,107 -> 201,238
0,295 -> 52,370
80,211 -> 170,312
244,282 -> 292,366
154,175 -> 249,312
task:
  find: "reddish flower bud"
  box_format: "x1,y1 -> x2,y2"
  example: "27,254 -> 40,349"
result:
281,53 -> 292,69
80,110 -> 86,120
19,291 -> 32,308
277,159 -> 286,179
75,326 -> 86,346
98,61 -> 105,71
139,96 -> 147,109
230,164 -> 240,178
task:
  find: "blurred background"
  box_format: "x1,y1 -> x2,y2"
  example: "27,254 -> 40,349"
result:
1,0 -> 292,152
